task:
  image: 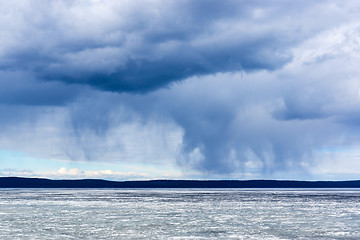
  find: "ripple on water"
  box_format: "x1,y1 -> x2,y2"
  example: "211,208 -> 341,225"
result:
0,189 -> 360,239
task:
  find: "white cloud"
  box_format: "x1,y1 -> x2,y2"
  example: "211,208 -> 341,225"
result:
0,167 -> 152,181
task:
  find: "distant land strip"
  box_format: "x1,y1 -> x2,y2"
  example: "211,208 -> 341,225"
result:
1,177 -> 360,188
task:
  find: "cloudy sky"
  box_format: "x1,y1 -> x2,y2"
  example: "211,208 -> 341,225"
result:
1,0 -> 360,180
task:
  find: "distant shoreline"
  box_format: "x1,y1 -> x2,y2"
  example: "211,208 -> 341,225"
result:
1,177 -> 360,188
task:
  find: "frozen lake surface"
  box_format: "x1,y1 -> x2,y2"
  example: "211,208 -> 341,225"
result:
1,189 -> 360,239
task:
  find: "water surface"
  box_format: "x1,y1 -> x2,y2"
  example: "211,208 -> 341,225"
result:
1,189 -> 359,239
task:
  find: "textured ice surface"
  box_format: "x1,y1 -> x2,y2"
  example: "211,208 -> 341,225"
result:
0,189 -> 360,239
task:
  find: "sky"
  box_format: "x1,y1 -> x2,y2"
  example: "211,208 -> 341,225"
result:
1,0 -> 360,181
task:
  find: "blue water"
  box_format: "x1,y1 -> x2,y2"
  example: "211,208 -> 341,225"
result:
1,189 -> 360,239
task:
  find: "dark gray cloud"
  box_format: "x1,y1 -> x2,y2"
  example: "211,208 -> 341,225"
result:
0,0 -> 325,93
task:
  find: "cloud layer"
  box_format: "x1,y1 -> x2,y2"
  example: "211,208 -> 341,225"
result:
1,0 -> 360,179
1,0 -> 327,93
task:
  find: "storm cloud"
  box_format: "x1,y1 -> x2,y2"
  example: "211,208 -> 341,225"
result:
1,0 -> 360,179
0,0 -> 330,93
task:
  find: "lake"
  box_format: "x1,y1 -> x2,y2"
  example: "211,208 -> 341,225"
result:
1,189 -> 360,239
